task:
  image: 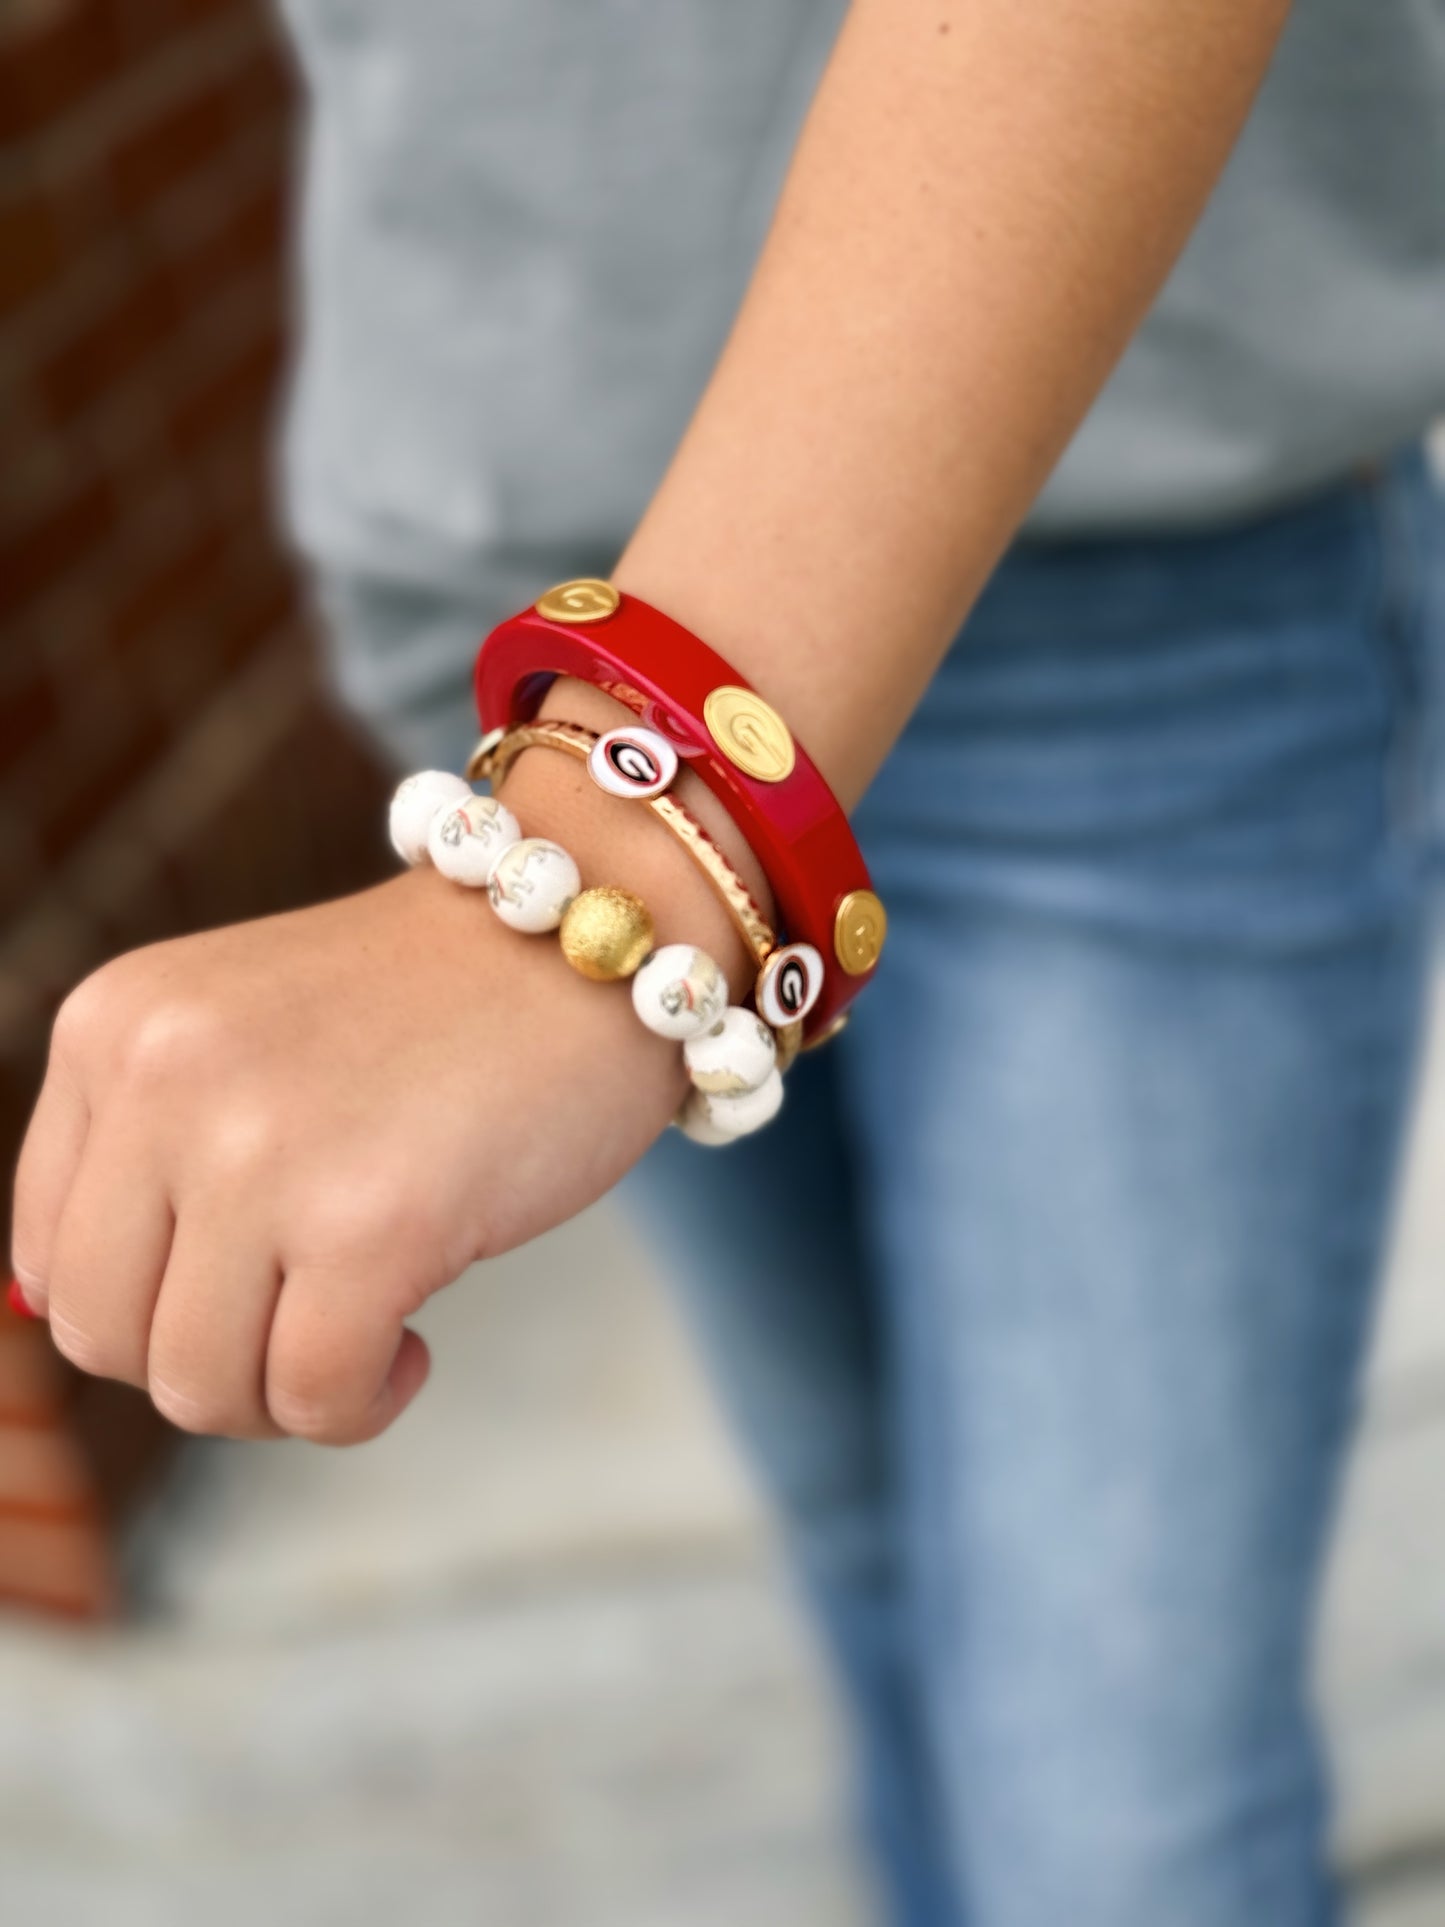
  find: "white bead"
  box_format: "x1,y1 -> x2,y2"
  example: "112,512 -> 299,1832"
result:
428,794 -> 521,886
755,941 -> 826,1029
389,770 -> 473,865
684,1006 -> 777,1096
630,944 -> 729,1040
587,726 -> 679,800
487,837 -> 581,932
673,1093 -> 737,1147
684,1068 -> 785,1141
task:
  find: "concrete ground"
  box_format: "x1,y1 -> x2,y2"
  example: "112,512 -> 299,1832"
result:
5,983 -> 1445,1925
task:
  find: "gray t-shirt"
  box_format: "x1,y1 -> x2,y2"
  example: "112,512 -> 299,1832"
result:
279,0 -> 1445,595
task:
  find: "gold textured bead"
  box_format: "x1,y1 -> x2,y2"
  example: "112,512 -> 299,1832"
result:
535,578 -> 620,624
558,886 -> 656,981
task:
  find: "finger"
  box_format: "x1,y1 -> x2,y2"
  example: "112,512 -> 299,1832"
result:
265,1270 -> 431,1445
10,1060 -> 91,1315
147,1205 -> 285,1440
44,1123 -> 174,1385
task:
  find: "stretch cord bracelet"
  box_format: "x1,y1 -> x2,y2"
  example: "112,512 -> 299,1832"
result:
472,719 -> 804,1074
471,720 -> 805,1069
468,720 -> 777,970
474,580 -> 886,1045
388,772 -> 786,1146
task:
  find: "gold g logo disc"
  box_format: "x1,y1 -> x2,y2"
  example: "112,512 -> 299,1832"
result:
703,685 -> 796,783
534,578 -> 620,624
834,889 -> 887,975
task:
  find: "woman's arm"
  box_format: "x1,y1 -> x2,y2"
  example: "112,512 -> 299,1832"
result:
609,0 -> 1292,801
10,0 -> 1293,1442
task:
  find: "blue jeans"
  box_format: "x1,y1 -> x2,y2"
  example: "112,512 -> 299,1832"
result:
323,446 -> 1445,1926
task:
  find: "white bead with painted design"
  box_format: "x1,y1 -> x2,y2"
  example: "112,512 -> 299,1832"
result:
683,1006 -> 777,1095
673,1093 -> 738,1147
683,1067 -> 785,1140
427,793 -> 521,886
487,837 -> 582,933
389,770 -> 473,865
630,944 -> 729,1041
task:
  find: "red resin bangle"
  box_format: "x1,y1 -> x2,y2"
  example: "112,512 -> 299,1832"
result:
475,581 -> 885,1039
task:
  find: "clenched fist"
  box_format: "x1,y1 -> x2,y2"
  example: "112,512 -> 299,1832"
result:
9,728 -> 755,1446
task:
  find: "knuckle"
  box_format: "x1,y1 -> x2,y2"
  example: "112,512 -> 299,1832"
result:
263,1343 -> 334,1431
266,1383 -> 348,1444
121,1001 -> 223,1089
47,1307 -> 111,1376
148,1376 -> 231,1438
55,944 -> 205,1075
266,1341 -> 384,1447
8,1241 -> 46,1301
51,975 -> 109,1063
358,1195 -> 435,1263
52,951 -> 148,1059
197,1102 -> 280,1185
302,1184 -> 438,1270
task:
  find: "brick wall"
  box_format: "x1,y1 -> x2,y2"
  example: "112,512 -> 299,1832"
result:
1,0 -> 392,1157
0,0 -> 394,1602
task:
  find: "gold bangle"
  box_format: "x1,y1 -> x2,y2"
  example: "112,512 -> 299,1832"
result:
774,1020 -> 805,1073
469,721 -> 778,971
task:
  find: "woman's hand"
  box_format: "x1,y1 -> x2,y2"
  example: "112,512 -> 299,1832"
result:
8,721 -> 756,1446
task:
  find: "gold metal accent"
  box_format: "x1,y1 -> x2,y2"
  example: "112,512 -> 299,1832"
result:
559,886 -> 655,981
833,890 -> 886,975
466,729 -> 508,782
800,1012 -> 850,1053
650,794 -> 774,964
474,720 -> 777,967
467,726 -> 506,777
534,578 -> 620,624
471,720 -> 585,788
703,685 -> 796,784
773,1021 -> 804,1074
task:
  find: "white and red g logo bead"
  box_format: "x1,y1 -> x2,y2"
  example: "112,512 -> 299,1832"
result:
756,942 -> 825,1029
587,726 -> 679,801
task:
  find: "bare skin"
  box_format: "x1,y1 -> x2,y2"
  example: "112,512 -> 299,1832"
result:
10,0 -> 1294,1443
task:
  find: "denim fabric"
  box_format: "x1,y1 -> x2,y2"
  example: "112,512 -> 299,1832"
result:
323,447 -> 1445,1925
624,447 -> 1445,1927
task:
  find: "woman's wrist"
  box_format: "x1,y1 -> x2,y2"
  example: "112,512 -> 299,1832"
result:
493,676 -> 770,1002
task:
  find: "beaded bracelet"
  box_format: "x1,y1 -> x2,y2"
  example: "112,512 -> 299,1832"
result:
469,719 -> 777,970
472,718 -> 821,1060
388,771 -> 785,1146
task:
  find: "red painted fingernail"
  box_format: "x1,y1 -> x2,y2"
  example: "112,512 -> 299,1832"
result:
7,1279 -> 41,1321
